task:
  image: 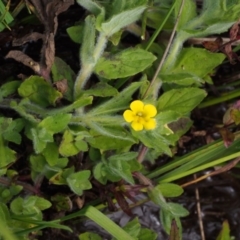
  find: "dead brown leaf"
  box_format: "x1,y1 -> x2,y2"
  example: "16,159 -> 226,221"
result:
221,42 -> 240,64
219,127 -> 235,147
75,196 -> 85,209
230,20 -> 240,40
220,20 -> 240,64
6,0 -> 74,82
5,50 -> 40,73
12,32 -> 44,46
202,21 -> 240,64
202,36 -> 223,52
168,220 -> 180,240
53,79 -> 68,94
178,135 -> 191,148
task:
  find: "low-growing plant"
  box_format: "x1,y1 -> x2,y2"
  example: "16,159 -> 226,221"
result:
1,0 -> 240,239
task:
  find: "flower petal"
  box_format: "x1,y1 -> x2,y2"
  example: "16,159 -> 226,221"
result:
143,118 -> 156,130
131,121 -> 143,131
123,110 -> 135,122
143,104 -> 157,118
130,100 -> 144,114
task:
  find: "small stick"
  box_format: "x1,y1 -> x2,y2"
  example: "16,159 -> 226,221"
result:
143,0 -> 185,98
137,0 -> 186,163
194,174 -> 206,240
181,157 -> 240,188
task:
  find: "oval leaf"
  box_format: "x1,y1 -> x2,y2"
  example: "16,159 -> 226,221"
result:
157,88 -> 207,115
94,48 -> 156,79
18,76 -> 62,107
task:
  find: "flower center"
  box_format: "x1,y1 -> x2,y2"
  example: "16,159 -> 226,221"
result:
136,112 -> 143,117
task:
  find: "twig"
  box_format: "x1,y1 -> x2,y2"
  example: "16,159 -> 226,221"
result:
137,0 -> 185,163
194,174 -> 205,240
137,144 -> 148,163
133,172 -> 153,187
181,157 -> 240,188
0,176 -> 41,195
143,0 -> 185,98
188,37 -> 240,46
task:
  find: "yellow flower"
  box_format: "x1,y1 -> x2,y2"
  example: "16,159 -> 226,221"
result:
123,100 -> 157,131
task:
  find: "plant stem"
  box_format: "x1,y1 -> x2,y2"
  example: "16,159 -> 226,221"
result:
74,32 -> 108,100
143,0 -> 185,99
199,89 -> 240,108
0,176 -> 40,195
145,0 -> 177,51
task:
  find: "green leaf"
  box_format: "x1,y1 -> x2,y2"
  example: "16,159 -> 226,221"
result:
95,48 -> 156,79
87,126 -> 136,150
93,162 -> 108,185
51,194 -> 72,212
127,159 -> 142,172
122,218 -> 140,238
157,88 -> 207,115
30,154 -> 46,173
108,29 -> 123,46
31,127 -> 53,153
160,73 -> 203,86
175,0 -> 196,30
66,25 -> 83,44
77,0 -> 104,16
156,183 -> 183,198
10,196 -> 51,217
108,152 -> 138,162
59,130 -> 88,157
167,203 -> 189,217
10,197 -> 30,215
0,185 -> 22,204
42,142 -> 59,166
0,81 -> 21,99
148,186 -> 168,209
51,57 -> 76,101
101,6 -> 146,36
84,82 -> 118,97
216,220 -> 231,240
161,48 -> 225,79
82,206 -> 135,240
107,0 -> 148,17
0,1 -> 14,31
0,136 -> 16,168
191,1 -> 240,35
133,130 -> 172,156
66,170 -> 92,195
81,15 -> 96,65
26,196 -> 52,211
49,167 -> 74,185
108,158 -> 135,184
156,110 -> 182,135
18,76 -> 62,107
138,228 -> 157,240
38,113 -> 71,134
88,81 -> 143,115
160,208 -> 174,234
3,132 -> 20,144
0,203 -> 10,222
79,232 -> 102,240
56,96 -> 93,114
146,6 -> 174,30
1,118 -> 24,145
